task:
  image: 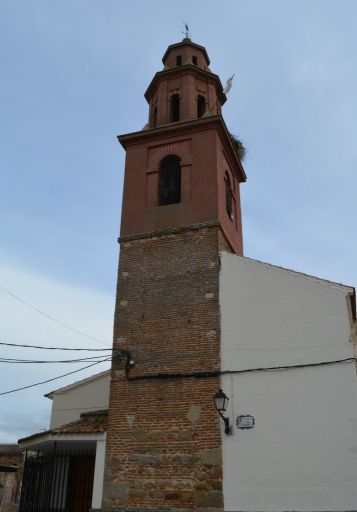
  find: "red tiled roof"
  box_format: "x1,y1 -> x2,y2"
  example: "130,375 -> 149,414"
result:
18,409 -> 108,444
54,409 -> 108,434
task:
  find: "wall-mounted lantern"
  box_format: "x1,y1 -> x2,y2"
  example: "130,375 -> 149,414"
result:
213,389 -> 232,435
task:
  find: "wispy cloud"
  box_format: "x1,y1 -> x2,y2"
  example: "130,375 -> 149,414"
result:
0,259 -> 113,442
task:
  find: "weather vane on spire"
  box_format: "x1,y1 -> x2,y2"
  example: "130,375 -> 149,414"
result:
182,22 -> 191,39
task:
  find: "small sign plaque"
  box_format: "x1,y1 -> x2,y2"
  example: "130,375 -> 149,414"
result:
237,415 -> 255,429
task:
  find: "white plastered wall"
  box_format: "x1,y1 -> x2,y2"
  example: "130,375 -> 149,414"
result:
219,253 -> 357,511
49,372 -> 110,428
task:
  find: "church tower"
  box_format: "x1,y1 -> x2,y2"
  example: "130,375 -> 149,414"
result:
101,38 -> 246,511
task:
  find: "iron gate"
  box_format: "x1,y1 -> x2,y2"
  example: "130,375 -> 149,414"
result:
19,445 -> 95,512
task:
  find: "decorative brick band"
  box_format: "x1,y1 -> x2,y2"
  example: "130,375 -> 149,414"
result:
118,220 -> 220,244
147,142 -> 192,173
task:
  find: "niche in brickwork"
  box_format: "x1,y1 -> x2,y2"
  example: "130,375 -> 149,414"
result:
159,155 -> 181,205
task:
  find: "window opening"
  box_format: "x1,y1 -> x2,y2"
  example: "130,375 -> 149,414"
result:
159,155 -> 181,205
225,173 -> 234,221
192,56 -> 198,65
197,95 -> 206,118
176,55 -> 182,66
170,94 -> 180,122
152,106 -> 157,128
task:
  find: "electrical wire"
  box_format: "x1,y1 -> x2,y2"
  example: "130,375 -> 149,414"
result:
0,358 -> 112,396
0,355 -> 111,364
0,341 -> 112,351
2,351 -> 355,396
0,283 -> 110,347
127,357 -> 357,381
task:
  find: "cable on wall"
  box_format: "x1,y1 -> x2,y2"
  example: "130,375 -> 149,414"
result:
125,357 -> 357,382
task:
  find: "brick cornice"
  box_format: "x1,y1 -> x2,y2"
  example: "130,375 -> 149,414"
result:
144,64 -> 226,104
118,115 -> 246,182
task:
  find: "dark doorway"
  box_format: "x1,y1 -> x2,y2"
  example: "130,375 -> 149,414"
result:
66,456 -> 95,512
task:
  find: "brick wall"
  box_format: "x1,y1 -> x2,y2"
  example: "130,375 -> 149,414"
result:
101,226 -> 224,511
0,450 -> 22,511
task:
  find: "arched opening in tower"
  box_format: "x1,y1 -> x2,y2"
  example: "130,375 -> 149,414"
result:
197,95 -> 206,118
170,94 -> 180,122
159,155 -> 181,205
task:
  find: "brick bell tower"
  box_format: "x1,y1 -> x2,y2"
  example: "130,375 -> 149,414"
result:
101,38 -> 246,512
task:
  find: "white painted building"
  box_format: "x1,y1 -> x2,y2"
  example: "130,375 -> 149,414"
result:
219,253 -> 357,511
46,369 -> 110,428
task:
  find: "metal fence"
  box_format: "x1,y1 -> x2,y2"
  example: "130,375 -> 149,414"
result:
19,445 -> 95,512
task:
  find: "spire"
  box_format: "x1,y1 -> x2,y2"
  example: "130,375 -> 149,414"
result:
144,39 -> 226,128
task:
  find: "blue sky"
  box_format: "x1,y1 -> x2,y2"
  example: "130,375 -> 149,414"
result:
0,1 -> 356,442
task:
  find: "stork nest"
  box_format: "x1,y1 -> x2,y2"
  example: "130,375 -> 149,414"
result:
229,133 -> 246,161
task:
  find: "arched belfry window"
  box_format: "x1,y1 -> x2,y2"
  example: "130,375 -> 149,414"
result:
197,95 -> 206,118
152,106 -> 157,128
159,155 -> 181,205
225,172 -> 234,221
170,94 -> 180,122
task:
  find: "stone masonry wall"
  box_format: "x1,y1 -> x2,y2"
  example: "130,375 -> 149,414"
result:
101,226 -> 223,511
0,451 -> 22,512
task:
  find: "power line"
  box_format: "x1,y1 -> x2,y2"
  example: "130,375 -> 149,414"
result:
0,341 -> 112,351
0,358 -> 112,396
0,355 -> 111,364
0,283 -> 110,347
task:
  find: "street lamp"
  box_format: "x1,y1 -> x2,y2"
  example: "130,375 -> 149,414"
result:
213,389 -> 232,435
